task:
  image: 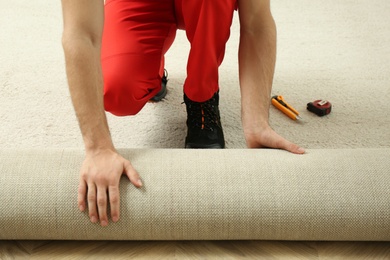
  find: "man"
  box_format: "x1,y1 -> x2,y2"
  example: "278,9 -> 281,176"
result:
61,0 -> 304,227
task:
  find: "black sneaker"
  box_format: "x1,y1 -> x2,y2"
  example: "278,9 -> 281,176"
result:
184,91 -> 225,149
150,69 -> 168,102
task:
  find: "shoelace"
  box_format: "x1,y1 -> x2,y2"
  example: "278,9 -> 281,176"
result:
186,98 -> 221,131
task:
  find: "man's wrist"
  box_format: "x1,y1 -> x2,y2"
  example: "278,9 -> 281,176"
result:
241,107 -> 271,134
84,138 -> 115,154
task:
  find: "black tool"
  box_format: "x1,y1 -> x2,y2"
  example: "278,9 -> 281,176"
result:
307,100 -> 332,116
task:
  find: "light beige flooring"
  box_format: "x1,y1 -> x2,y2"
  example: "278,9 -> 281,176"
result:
1,241 -> 390,259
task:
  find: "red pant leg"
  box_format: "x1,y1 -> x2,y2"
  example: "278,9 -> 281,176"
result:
176,0 -> 237,102
102,0 -> 176,116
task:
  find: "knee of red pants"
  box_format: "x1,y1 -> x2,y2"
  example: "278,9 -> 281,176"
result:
103,66 -> 160,116
104,82 -> 160,117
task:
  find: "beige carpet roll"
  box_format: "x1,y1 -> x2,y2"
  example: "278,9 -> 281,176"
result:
0,148 -> 389,241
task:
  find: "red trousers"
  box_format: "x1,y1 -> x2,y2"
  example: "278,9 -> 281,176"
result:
102,0 -> 236,116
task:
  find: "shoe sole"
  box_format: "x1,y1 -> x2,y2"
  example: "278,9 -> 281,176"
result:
185,143 -> 225,149
149,87 -> 167,102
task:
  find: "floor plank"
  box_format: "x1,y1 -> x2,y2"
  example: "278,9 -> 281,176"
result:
1,241 -> 390,259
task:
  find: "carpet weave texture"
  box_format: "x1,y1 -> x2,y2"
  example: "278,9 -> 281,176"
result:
1,148 -> 389,241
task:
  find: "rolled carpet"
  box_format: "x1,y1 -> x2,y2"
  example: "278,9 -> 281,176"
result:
0,148 -> 389,241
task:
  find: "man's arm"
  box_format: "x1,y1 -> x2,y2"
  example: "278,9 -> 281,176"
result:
61,0 -> 142,227
238,0 -> 305,154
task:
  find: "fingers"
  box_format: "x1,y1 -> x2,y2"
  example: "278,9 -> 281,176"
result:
124,161 -> 143,187
87,182 -> 98,224
78,153 -> 142,227
286,144 -> 305,154
109,185 -> 120,223
279,139 -> 305,155
84,183 -> 113,226
97,187 -> 108,227
86,183 -> 110,226
270,133 -> 305,154
245,127 -> 305,154
77,180 -> 87,212
108,161 -> 141,223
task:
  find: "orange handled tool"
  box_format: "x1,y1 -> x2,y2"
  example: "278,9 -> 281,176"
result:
271,95 -> 302,121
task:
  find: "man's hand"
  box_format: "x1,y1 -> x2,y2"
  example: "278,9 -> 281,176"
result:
244,125 -> 305,154
78,149 -> 143,227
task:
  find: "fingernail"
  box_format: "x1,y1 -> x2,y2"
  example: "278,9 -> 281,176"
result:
79,205 -> 85,211
138,179 -> 143,186
101,220 -> 108,227
112,216 -> 119,222
298,148 -> 305,154
90,216 -> 97,223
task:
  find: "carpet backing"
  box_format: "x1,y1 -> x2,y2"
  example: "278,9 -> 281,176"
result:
1,148 -> 389,241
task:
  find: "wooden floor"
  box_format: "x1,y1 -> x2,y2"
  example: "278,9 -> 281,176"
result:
1,241 -> 390,259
